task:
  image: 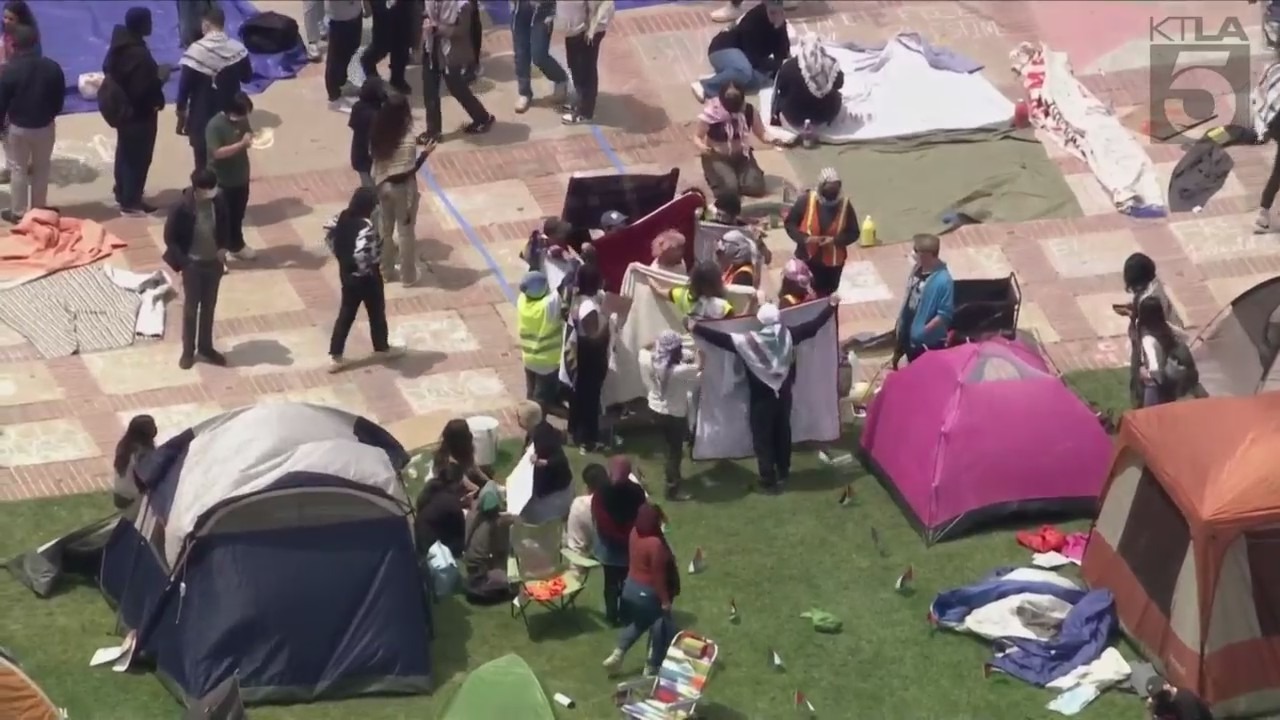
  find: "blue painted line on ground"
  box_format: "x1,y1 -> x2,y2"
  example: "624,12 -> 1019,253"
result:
590,125 -> 628,173
418,164 -> 518,304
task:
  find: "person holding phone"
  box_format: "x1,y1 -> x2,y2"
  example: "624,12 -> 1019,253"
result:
1114,252 -> 1183,408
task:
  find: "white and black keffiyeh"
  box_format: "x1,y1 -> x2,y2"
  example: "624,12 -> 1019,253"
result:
179,31 -> 249,78
797,34 -> 838,98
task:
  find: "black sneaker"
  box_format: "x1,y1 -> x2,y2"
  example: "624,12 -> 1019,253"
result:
758,482 -> 783,496
390,80 -> 412,95
0,210 -> 19,224
665,486 -> 691,501
178,354 -> 195,370
199,349 -> 228,367
462,114 -> 495,134
416,131 -> 441,145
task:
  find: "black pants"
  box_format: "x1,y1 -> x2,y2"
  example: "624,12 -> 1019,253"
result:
657,413 -> 685,489
114,116 -> 157,207
469,0 -> 482,69
524,368 -> 560,410
565,32 -> 604,119
422,63 -> 490,138
602,563 -> 628,625
808,261 -> 844,297
568,351 -> 607,447
361,8 -> 411,88
181,259 -> 224,357
189,130 -> 208,173
749,390 -> 793,486
329,274 -> 390,357
325,16 -> 363,100
221,183 -> 250,253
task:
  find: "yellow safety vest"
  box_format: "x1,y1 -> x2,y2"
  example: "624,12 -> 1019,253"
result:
670,286 -> 696,316
517,294 -> 562,367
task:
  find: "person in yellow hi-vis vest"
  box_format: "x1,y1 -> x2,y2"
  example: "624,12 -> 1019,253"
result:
517,271 -> 564,414
783,167 -> 859,297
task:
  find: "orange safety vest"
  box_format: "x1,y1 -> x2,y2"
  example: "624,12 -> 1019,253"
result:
780,293 -> 802,308
723,264 -> 755,288
801,191 -> 849,267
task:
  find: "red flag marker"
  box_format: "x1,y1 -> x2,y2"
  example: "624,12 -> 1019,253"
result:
688,547 -> 706,575
982,663 -> 994,679
794,689 -> 815,713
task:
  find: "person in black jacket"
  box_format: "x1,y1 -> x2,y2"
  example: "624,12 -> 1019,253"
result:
415,477 -> 466,558
175,5 -> 251,172
693,0 -> 788,103
691,296 -> 838,494
326,185 -> 403,373
348,78 -> 385,188
163,168 -> 231,370
104,7 -> 167,216
0,24 -> 62,223
361,0 -> 413,95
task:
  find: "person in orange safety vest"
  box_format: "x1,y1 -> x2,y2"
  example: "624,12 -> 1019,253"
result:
783,166 -> 859,297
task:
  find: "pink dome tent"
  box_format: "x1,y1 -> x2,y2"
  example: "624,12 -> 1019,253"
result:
858,339 -> 1112,544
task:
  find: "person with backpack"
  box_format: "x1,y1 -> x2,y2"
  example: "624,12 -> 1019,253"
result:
0,24 -> 61,224
102,7 -> 166,216
175,5 -> 251,174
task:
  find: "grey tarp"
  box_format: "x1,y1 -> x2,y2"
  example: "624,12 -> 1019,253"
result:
786,127 -> 1082,243
6,515 -> 118,598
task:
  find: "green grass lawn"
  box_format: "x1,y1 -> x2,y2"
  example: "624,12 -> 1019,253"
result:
0,369 -> 1144,720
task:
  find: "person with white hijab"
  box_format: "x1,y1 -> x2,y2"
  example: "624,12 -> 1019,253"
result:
639,330 -> 700,501
769,34 -> 844,130
690,296 -> 839,494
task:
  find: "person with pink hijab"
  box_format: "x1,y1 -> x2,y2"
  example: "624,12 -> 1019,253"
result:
778,258 -> 815,308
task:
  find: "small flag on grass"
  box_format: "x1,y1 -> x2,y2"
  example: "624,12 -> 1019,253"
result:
837,484 -> 854,506
870,526 -> 887,557
688,547 -> 706,574
768,648 -> 784,671
894,565 -> 914,593
794,689 -> 816,714
982,663 -> 994,679
729,598 -> 740,624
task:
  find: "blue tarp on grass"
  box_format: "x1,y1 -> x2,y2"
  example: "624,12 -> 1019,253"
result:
29,0 -> 307,115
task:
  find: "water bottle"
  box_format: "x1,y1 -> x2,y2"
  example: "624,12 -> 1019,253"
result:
802,119 -> 816,149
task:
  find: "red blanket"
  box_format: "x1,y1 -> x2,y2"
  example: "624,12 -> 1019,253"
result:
593,192 -> 705,293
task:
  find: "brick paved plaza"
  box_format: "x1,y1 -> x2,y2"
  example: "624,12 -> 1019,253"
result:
1,0 -> 1277,500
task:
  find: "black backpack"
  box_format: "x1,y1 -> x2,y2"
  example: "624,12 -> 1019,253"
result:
238,11 -> 300,55
97,75 -> 133,129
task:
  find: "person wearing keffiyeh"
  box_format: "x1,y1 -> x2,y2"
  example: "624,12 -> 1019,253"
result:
639,330 -> 700,500
695,81 -> 772,204
778,258 -> 815,307
1253,59 -> 1280,233
691,296 -> 839,494
716,229 -> 758,288
175,6 -> 250,174
770,33 -> 844,130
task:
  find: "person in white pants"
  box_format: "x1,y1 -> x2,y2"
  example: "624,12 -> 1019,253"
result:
302,0 -> 329,61
711,0 -> 799,23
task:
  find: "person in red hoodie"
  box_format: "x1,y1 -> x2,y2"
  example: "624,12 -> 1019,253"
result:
602,502 -> 680,676
591,456 -> 647,626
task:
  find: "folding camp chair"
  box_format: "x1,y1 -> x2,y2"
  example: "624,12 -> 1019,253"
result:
615,631 -> 718,720
507,519 -> 587,632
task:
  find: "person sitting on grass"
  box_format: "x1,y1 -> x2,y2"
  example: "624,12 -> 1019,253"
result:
431,418 -> 489,502
414,477 -> 466,560
461,483 -> 516,605
565,462 -> 608,581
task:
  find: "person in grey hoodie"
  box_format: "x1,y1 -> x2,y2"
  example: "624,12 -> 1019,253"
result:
558,0 -> 614,125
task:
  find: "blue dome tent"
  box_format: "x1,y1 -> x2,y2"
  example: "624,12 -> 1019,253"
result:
97,402 -> 432,707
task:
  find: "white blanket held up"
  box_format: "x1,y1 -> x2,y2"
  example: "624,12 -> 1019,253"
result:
612,263 -> 758,406
692,300 -> 840,460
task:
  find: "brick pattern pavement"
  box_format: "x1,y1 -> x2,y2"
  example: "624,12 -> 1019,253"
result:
2,1 -> 1279,501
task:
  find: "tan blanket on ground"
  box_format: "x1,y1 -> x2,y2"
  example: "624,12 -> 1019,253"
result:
0,209 -> 128,289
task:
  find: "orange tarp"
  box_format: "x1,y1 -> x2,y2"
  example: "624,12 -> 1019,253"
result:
0,209 -> 127,289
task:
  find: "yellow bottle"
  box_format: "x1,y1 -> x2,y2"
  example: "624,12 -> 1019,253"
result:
860,215 -> 877,248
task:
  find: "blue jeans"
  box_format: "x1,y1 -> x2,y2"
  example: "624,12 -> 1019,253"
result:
700,48 -> 771,97
511,1 -> 567,98
617,579 -> 676,669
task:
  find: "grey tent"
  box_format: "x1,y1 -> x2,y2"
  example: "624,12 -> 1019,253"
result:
1190,276 -> 1280,396
6,515 -> 118,598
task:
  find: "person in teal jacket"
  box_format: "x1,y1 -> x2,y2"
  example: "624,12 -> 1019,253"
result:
894,233 -> 954,366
